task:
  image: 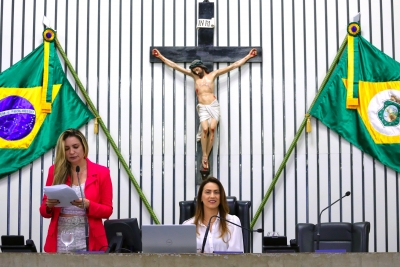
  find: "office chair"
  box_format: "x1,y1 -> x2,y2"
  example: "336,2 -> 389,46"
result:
296,222 -> 370,252
179,196 -> 252,253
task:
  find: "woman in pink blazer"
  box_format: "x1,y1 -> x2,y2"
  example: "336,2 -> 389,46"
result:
40,128 -> 113,252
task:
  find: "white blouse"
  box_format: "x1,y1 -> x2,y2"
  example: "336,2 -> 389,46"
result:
183,213 -> 244,253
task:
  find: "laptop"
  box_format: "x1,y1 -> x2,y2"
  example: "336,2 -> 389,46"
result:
141,224 -> 197,253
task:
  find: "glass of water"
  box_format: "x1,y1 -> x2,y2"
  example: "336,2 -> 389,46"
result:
61,230 -> 74,252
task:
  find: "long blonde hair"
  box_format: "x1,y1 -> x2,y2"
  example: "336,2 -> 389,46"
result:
52,129 -> 88,185
193,177 -> 231,242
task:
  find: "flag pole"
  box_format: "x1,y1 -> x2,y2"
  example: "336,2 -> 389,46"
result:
250,36 -> 348,229
54,37 -> 160,224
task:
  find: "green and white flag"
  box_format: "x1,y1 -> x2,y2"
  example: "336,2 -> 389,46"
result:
0,29 -> 94,178
310,23 -> 400,172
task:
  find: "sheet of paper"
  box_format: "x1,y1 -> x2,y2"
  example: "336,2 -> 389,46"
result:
43,184 -> 80,207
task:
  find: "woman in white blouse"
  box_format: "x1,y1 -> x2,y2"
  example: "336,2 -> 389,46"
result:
183,177 -> 244,253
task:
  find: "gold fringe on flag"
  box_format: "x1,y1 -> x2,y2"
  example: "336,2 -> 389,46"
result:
346,22 -> 361,109
94,117 -> 99,134
41,41 -> 52,113
306,114 -> 311,133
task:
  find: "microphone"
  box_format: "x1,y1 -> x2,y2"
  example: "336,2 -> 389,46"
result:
316,191 -> 351,250
76,166 -> 89,251
200,215 -> 263,253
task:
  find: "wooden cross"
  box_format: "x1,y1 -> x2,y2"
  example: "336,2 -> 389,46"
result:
150,1 -> 262,184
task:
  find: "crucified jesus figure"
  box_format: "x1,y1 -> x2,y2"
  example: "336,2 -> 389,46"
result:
152,48 -> 257,173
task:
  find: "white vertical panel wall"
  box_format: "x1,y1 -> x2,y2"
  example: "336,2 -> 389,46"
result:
0,0 -> 399,253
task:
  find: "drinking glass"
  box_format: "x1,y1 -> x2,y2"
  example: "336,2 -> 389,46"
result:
61,230 -> 74,252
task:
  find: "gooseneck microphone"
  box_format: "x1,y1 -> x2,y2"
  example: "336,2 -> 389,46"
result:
76,166 -> 89,251
316,191 -> 351,250
200,215 -> 263,253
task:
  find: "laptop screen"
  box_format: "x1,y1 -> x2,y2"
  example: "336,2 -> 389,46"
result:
141,224 -> 197,253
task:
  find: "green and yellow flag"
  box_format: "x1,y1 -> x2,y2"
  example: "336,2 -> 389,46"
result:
0,29 -> 94,178
310,23 -> 400,173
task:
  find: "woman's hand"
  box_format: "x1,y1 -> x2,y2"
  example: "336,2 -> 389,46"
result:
46,199 -> 60,208
71,198 -> 90,209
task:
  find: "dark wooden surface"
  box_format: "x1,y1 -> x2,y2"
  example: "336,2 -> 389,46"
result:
196,141 -> 212,184
198,2 -> 214,47
150,46 -> 263,64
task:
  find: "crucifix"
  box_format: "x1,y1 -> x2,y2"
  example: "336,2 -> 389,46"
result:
150,0 -> 262,185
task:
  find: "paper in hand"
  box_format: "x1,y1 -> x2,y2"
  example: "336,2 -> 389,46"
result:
43,184 -> 79,207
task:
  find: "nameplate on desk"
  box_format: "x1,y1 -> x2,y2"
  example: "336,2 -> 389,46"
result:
213,251 -> 243,254
315,249 -> 346,253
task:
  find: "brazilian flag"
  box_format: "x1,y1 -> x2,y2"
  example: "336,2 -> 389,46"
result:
0,29 -> 94,178
310,22 -> 400,173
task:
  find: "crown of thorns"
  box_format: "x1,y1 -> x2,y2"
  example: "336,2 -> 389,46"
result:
189,60 -> 207,70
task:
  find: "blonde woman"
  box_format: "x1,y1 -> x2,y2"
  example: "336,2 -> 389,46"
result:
40,128 -> 113,252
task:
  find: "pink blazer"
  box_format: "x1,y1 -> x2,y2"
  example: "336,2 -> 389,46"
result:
40,158 -> 113,252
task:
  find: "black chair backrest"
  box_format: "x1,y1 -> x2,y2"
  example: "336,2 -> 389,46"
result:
179,196 -> 252,253
296,222 -> 370,252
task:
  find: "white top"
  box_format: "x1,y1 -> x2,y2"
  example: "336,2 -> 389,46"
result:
183,213 -> 244,253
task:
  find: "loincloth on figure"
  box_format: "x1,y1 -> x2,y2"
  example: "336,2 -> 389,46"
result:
196,99 -> 220,142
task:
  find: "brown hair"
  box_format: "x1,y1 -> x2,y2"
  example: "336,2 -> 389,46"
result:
193,177 -> 231,242
190,66 -> 209,76
189,59 -> 209,75
52,128 -> 89,185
